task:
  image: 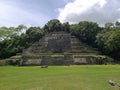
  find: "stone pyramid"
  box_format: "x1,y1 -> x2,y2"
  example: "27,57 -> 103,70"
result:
21,31 -> 110,65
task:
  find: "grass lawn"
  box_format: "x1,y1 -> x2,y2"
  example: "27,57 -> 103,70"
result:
0,65 -> 120,90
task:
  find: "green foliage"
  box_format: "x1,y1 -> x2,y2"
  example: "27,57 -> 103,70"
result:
96,21 -> 120,60
26,27 -> 45,44
43,19 -> 62,32
62,22 -> 70,32
0,25 -> 27,40
0,20 -> 120,61
0,26 -> 44,59
70,21 -> 101,46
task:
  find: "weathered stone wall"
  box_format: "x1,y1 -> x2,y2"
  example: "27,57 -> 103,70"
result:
21,31 -> 111,66
23,31 -> 71,53
44,32 -> 71,53
20,54 -> 111,66
73,55 -> 108,65
21,55 -> 42,66
71,36 -> 99,54
21,54 -> 73,66
23,32 -> 99,54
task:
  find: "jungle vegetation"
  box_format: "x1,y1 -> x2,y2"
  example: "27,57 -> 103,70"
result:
0,19 -> 120,61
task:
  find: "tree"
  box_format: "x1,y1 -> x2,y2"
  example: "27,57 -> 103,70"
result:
26,27 -> 44,44
43,19 -> 62,32
96,22 -> 120,60
62,22 -> 70,32
115,21 -> 120,28
0,25 -> 27,41
70,21 -> 101,46
0,26 -> 44,59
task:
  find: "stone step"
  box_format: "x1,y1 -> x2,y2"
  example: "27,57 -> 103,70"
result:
71,46 -> 86,49
71,50 -> 98,53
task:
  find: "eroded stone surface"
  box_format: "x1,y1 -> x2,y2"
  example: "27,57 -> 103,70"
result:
21,31 -> 110,65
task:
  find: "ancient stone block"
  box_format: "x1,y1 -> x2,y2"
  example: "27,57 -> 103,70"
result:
21,31 -> 111,65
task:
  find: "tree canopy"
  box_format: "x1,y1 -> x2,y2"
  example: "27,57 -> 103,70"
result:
0,19 -> 120,61
70,21 -> 101,46
96,22 -> 120,59
0,25 -> 27,41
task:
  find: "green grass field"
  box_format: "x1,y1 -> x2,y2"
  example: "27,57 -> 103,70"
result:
0,65 -> 120,90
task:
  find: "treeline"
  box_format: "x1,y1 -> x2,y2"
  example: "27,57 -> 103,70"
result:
0,19 -> 120,60
0,26 -> 44,58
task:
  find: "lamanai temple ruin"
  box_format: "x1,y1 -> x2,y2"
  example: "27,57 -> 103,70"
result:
20,31 -> 111,65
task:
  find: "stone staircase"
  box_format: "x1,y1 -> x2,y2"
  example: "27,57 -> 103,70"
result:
21,31 -> 111,66
71,36 -> 99,54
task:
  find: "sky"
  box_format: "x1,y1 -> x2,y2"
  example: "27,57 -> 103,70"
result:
0,0 -> 120,27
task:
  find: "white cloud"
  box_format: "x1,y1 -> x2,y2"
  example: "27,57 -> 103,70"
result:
0,1 -> 49,27
58,0 -> 120,25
